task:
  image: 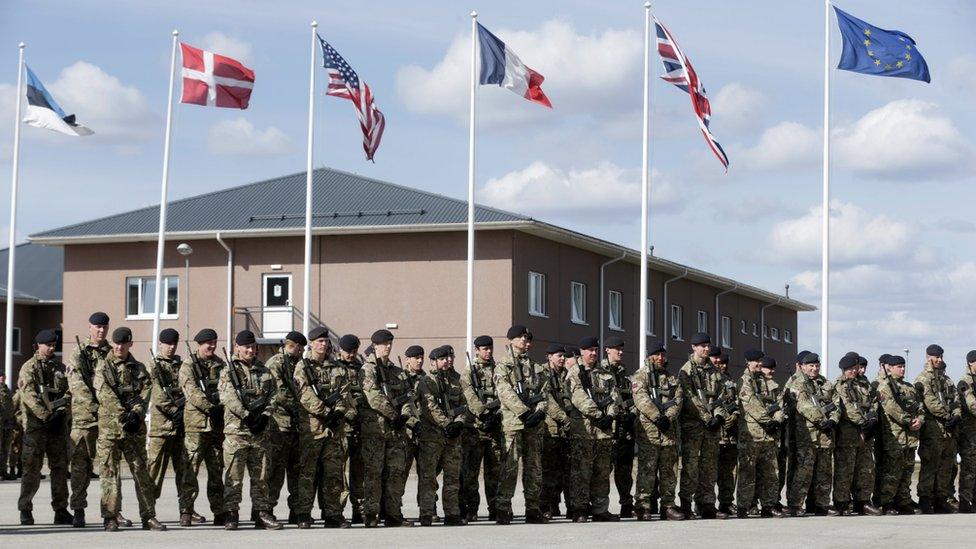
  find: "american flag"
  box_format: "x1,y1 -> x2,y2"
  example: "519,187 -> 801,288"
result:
318,34 -> 385,161
654,17 -> 729,170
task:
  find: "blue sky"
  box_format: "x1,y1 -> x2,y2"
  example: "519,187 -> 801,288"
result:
2,0 -> 975,378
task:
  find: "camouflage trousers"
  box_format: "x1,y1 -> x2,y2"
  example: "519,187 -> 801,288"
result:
957,428 -> 976,503
717,443 -> 737,506
8,425 -> 23,472
917,434 -> 957,501
361,433 -> 409,519
736,441 -> 779,509
183,431 -> 224,515
635,438 -> 678,509
298,434 -> 347,518
569,438 -> 613,515
461,427 -> 503,516
97,434 -> 156,520
69,426 -> 97,510
540,434 -> 570,513
402,439 -> 418,511
268,429 -> 301,512
787,444 -> 832,509
0,425 -> 11,473
147,433 -> 189,511
679,427 -> 720,506
612,435 -> 635,507
343,432 -> 364,517
18,427 -> 69,512
418,434 -> 462,517
496,427 -> 543,514
832,438 -> 875,505
878,444 -> 916,506
223,433 -> 272,512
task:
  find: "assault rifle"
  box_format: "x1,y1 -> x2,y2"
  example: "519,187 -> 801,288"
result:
507,345 -> 546,408
221,347 -> 268,415
466,352 -> 501,413
149,349 -> 185,432
368,353 -> 415,428
185,342 -> 222,431
102,357 -> 144,434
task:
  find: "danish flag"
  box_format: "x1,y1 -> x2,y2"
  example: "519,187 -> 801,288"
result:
180,43 -> 255,109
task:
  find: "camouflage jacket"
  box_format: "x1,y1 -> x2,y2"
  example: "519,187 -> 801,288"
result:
835,374 -> 877,446
678,356 -> 729,431
417,368 -> 468,439
738,368 -> 784,444
218,357 -> 276,437
148,353 -> 185,436
543,366 -> 571,438
460,357 -> 501,433
265,349 -> 303,433
94,352 -> 150,440
17,352 -> 69,433
957,372 -> 976,432
0,382 -> 14,426
633,365 -> 683,446
178,352 -> 224,433
495,349 -> 549,433
66,337 -> 108,429
361,355 -> 418,437
567,360 -> 621,440
878,374 -> 924,447
717,369 -> 740,445
793,374 -> 839,448
914,365 -> 962,440
606,359 -> 634,413
294,353 -> 355,439
340,357 -> 368,417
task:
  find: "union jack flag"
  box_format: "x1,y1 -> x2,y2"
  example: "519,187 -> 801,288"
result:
654,17 -> 729,170
318,34 -> 385,161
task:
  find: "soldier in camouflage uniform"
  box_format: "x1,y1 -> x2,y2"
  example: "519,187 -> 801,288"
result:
604,337 -> 637,518
16,329 -> 72,526
957,350 -> 976,513
178,328 -> 227,525
711,350 -> 739,516
94,327 -> 165,531
219,330 -> 281,530
777,352 -> 809,512
876,354 -> 923,514
493,325 -> 549,524
401,345 -> 426,514
66,312 -> 110,527
678,333 -> 729,519
0,372 -> 14,480
460,335 -> 503,522
336,334 -> 365,523
360,329 -> 418,527
832,353 -> 882,516
633,342 -> 685,521
735,352 -> 784,518
265,331 -> 306,524
294,327 -> 355,528
540,343 -> 571,519
786,352 -> 839,517
914,344 -> 962,514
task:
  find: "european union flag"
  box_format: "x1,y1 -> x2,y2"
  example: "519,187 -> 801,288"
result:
834,6 -> 930,83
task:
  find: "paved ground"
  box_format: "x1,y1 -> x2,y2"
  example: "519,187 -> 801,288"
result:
1,472 -> 974,548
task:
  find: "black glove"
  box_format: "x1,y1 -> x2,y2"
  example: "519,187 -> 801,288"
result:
391,415 -> 408,430
947,415 -> 961,429
479,412 -> 501,432
620,411 -> 637,428
443,421 -> 464,438
523,410 -> 546,429
122,411 -> 143,434
595,414 -> 614,431
762,420 -> 781,435
44,408 -> 67,432
766,403 -> 781,415
860,418 -> 878,436
819,419 -> 836,433
653,414 -> 671,432
407,421 -> 422,436
209,403 -> 224,418
705,416 -> 723,432
324,409 -> 344,428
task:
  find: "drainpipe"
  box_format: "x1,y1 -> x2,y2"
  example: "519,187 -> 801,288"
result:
760,296 -> 783,353
599,251 -> 627,357
215,233 -> 233,350
715,282 -> 738,349
662,268 -> 689,350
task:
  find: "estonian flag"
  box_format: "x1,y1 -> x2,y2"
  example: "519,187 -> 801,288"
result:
23,64 -> 93,136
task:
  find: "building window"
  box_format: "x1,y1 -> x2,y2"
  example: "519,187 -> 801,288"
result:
11,327 -> 21,355
126,276 -> 179,319
570,281 -> 587,324
784,329 -> 793,343
670,304 -> 683,341
771,327 -> 780,341
528,271 -> 547,317
697,310 -> 708,334
752,323 -> 759,337
721,316 -> 732,348
608,290 -> 623,331
763,324 -> 769,338
646,299 -> 656,335
740,320 -> 747,334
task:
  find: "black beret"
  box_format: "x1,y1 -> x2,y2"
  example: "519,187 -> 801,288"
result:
926,344 -> 944,357
545,343 -> 565,355
839,355 -> 858,370
800,353 -> 821,364
370,329 -> 394,344
88,311 -> 110,325
888,355 -> 906,366
339,334 -> 360,352
578,336 -> 599,350
473,335 -> 494,348
796,350 -> 812,363
879,353 -> 892,364
193,328 -> 218,343
857,356 -> 868,366
564,345 -> 581,357
967,350 -> 976,364
647,341 -> 666,356
308,327 -> 329,341
430,346 -> 450,360
605,336 -> 625,349
235,330 -> 256,345
34,329 -> 58,345
506,325 -> 529,340
707,345 -> 722,357
158,328 -> 179,345
112,327 -> 132,344
443,345 -> 455,356
404,345 -> 424,358
760,356 -> 777,369
744,349 -> 765,362
689,332 -> 710,345
285,331 -> 307,346
843,351 -> 859,358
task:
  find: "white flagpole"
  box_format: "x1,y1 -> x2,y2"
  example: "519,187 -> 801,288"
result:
303,21 -> 318,337
4,43 -> 25,383
821,0 -> 831,373
638,2 -> 652,366
465,11 -> 478,355
151,30 -> 179,352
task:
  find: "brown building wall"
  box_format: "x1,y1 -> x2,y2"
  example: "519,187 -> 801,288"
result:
1,302 -> 63,387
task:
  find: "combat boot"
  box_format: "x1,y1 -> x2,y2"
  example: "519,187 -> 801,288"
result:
180,513 -> 193,527
896,502 -> 917,515
747,505 -> 760,516
444,515 -> 467,526
384,516 -> 414,527
525,510 -> 549,524
918,498 -> 935,515
495,510 -> 513,525
73,509 -> 86,528
103,517 -> 119,531
352,510 -> 363,524
647,498 -> 658,515
142,517 -> 167,531
297,514 -> 313,529
212,511 -> 229,526
324,515 -> 350,528
419,515 -> 433,526
570,509 -> 588,523
591,511 -> 620,522
737,508 -> 748,519
761,507 -> 784,518
363,514 -> 379,528
466,510 -> 480,522
116,512 -> 133,527
679,498 -> 694,519
701,506 -> 728,520
53,508 -> 73,525
191,511 -> 206,523
637,510 -> 653,521
718,503 -> 735,516
224,511 -> 239,530
855,501 -> 882,516
882,505 -> 899,516
663,506 -> 686,521
20,510 -> 34,525
256,511 -> 283,530
934,500 -> 956,514
619,503 -> 634,519
783,506 -> 803,517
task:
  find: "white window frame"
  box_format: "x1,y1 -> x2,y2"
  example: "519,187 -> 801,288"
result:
697,310 -> 708,334
752,322 -> 759,337
126,275 -> 179,320
528,271 -> 547,317
784,329 -> 793,344
721,316 -> 732,349
608,290 -> 623,331
646,298 -> 656,335
670,304 -> 683,341
11,326 -> 21,355
570,281 -> 587,325
771,327 -> 780,341
740,320 -> 747,335
763,324 -> 769,339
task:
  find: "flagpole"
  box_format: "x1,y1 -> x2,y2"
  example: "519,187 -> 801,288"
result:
4,42 -> 25,383
304,21 -> 318,338
638,2 -> 652,366
465,11 -> 478,356
821,0 -> 831,374
151,30 -> 179,352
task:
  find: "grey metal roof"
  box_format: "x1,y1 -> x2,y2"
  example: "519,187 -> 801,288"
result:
0,242 -> 63,302
30,167 -> 530,239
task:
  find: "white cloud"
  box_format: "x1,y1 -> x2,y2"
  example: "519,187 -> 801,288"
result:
711,83 -> 767,132
206,117 -> 293,156
736,121 -> 820,171
948,55 -> 976,92
714,197 -> 798,224
199,32 -> 254,65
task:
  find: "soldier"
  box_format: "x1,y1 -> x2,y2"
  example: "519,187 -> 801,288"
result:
786,352 -> 839,517
219,330 -> 281,530
633,342 -> 684,521
957,350 -> 976,513
399,345 -> 426,515
0,372 -> 14,480
604,337 -> 637,518
294,326 -> 355,528
178,328 -> 227,526
336,334 -> 366,523
16,329 -> 72,526
65,311 -> 110,527
876,354 -> 923,514
540,344 -> 571,520
778,351 -> 810,512
265,331 -> 306,524
493,325 -> 549,524
735,351 -> 784,518
833,353 -> 882,516
677,333 -> 729,519
94,327 -> 165,531
361,329 -> 418,527
146,329 -> 190,522
460,335 -> 503,522
711,350 -> 739,517
914,344 -> 962,514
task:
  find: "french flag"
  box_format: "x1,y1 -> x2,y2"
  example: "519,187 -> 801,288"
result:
477,23 -> 551,108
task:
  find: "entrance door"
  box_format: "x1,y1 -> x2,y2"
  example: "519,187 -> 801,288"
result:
262,274 -> 292,338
